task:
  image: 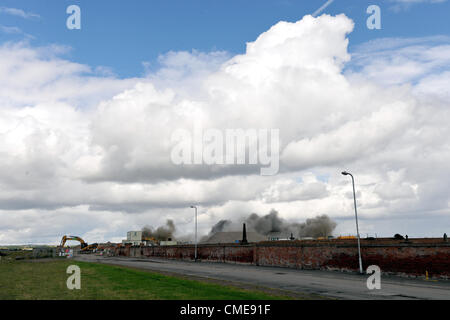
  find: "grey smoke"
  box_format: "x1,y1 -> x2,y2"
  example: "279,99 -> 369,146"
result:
297,215 -> 337,238
210,220 -> 232,234
246,210 -> 286,234
142,219 -> 176,241
206,210 -> 337,239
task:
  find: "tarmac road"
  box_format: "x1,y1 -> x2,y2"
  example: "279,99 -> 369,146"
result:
75,255 -> 450,300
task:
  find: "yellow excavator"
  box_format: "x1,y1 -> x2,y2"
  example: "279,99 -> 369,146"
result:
59,235 -> 98,253
143,236 -> 158,245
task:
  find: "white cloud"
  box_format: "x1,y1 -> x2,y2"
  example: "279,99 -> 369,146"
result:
0,42 -> 140,108
261,174 -> 329,203
348,36 -> 450,86
1,14 -> 450,244
0,7 -> 40,20
0,25 -> 22,34
389,0 -> 447,11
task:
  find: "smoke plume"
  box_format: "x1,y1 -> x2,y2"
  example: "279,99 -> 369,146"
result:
205,210 -> 337,239
209,220 -> 232,234
142,219 -> 176,241
246,210 -> 286,235
297,215 -> 337,238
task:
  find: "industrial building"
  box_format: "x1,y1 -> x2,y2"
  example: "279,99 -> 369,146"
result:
122,231 -> 144,246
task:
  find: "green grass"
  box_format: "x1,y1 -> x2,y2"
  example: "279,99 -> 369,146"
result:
0,258 -> 292,300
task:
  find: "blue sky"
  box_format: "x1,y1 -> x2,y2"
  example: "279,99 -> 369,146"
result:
1,0 -> 449,77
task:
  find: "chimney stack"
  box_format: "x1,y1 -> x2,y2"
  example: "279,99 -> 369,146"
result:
240,223 -> 248,245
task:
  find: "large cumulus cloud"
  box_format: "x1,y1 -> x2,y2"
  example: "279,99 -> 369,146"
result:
0,14 -> 449,244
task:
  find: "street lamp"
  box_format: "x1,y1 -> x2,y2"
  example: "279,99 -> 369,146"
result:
190,205 -> 198,261
341,171 -> 363,274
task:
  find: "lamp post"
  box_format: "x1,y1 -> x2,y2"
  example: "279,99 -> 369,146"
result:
341,171 -> 363,274
190,205 -> 198,261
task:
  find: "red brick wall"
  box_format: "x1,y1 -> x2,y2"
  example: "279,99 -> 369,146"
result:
114,240 -> 450,278
253,242 -> 450,278
115,244 -> 254,264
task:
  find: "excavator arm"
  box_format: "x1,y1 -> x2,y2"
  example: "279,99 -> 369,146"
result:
60,235 -> 88,249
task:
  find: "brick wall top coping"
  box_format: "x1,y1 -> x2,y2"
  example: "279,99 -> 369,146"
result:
127,241 -> 450,249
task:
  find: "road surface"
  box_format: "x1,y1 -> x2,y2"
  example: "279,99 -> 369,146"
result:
75,255 -> 450,300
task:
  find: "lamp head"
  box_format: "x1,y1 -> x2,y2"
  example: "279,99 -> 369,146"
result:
341,171 -> 349,176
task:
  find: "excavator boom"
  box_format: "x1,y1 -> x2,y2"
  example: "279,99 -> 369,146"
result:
60,235 -> 88,250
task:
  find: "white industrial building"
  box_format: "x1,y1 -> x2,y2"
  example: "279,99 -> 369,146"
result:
122,231 -> 143,246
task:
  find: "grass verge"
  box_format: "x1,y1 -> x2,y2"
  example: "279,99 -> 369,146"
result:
0,258 -> 295,300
